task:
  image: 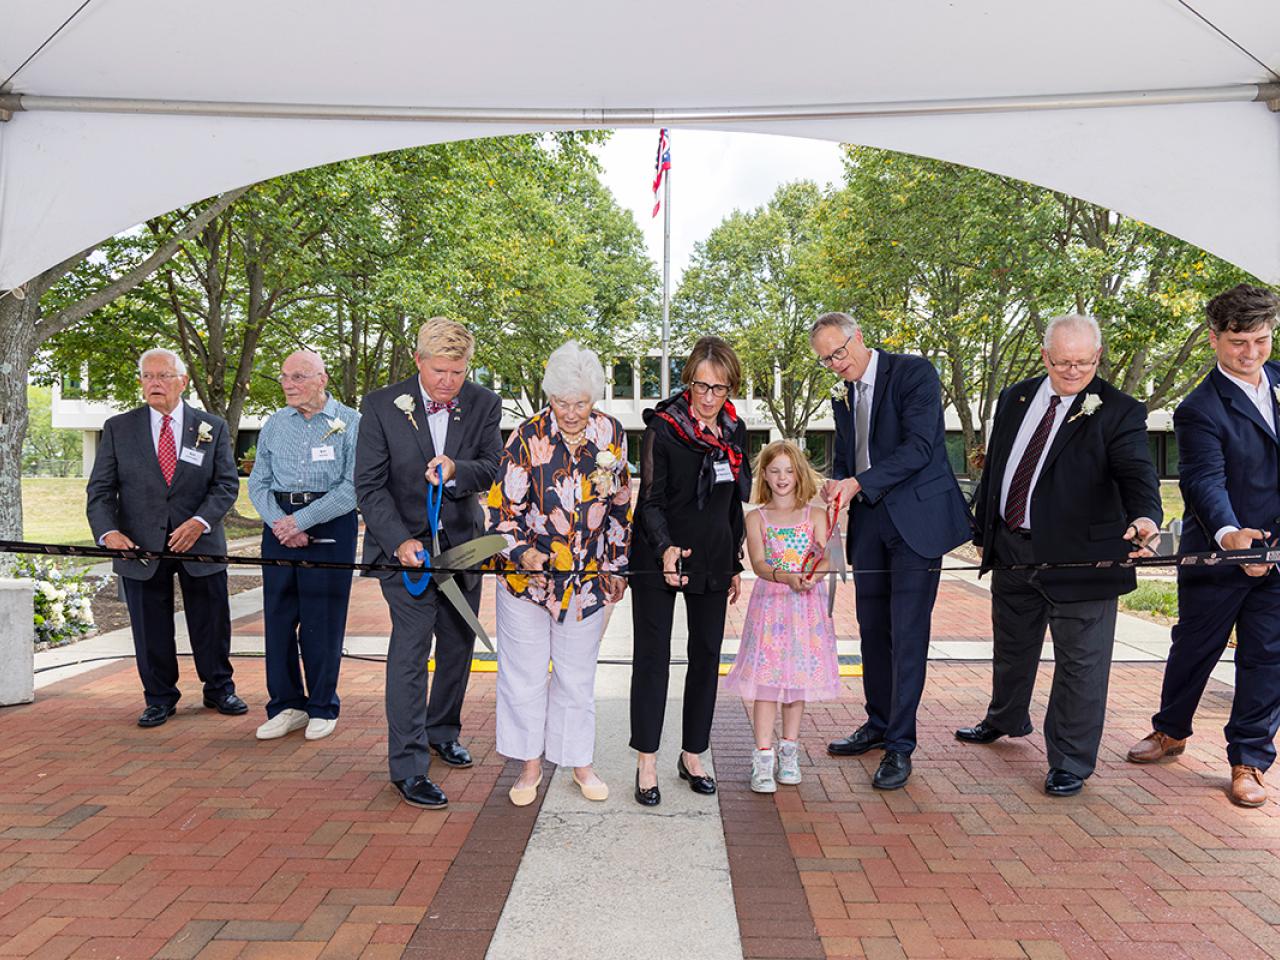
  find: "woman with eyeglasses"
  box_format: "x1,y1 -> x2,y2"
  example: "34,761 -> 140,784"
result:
629,336 -> 751,806
486,341 -> 632,806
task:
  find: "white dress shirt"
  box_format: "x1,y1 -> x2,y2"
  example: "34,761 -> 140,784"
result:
1214,364 -> 1276,547
851,349 -> 879,470
418,381 -> 457,488
998,377 -> 1073,529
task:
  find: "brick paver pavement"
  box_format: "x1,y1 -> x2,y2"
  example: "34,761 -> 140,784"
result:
0,659 -> 503,960
730,662 -> 1280,960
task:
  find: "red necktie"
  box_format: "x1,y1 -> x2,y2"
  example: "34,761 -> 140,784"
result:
1003,395 -> 1060,530
158,414 -> 177,485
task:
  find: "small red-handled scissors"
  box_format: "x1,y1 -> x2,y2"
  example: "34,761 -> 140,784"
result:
799,491 -> 843,580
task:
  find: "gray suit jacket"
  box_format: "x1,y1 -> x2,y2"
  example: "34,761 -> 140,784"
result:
354,377 -> 503,589
85,403 -> 240,580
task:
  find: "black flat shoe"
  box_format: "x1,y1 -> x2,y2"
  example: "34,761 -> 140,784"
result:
873,750 -> 912,790
1044,768 -> 1084,797
430,740 -> 474,768
677,753 -> 717,795
955,719 -> 1010,744
828,723 -> 885,757
137,704 -> 176,728
393,775 -> 449,809
203,692 -> 248,715
634,771 -> 661,807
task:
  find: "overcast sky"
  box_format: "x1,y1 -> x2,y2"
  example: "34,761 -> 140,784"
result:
593,130 -> 847,288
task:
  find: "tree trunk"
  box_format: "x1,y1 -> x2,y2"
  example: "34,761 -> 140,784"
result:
0,295 -> 39,541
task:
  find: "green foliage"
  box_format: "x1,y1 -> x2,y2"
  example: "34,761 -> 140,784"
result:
1120,580 -> 1178,619
22,386 -> 82,477
673,181 -> 833,438
37,133 -> 658,426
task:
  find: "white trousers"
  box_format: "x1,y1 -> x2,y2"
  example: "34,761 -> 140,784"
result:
495,586 -> 606,768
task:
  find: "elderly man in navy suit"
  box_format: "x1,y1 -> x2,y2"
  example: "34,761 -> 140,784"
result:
811,312 -> 971,790
1128,284 -> 1280,808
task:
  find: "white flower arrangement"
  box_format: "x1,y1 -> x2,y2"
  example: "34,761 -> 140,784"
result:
321,416 -> 347,440
830,380 -> 849,408
1068,394 -> 1103,423
1273,384 -> 1280,406
14,557 -> 97,647
393,394 -> 419,430
195,421 -> 214,446
596,449 -> 618,469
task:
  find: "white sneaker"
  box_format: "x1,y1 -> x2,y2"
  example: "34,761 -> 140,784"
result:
751,748 -> 777,793
305,717 -> 337,741
256,708 -> 308,740
777,740 -> 802,785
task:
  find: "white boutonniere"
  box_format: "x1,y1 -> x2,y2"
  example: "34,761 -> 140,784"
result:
1067,393 -> 1103,423
195,421 -> 214,446
589,447 -> 624,498
830,380 -> 850,409
393,394 -> 419,430
320,416 -> 346,440
1273,384 -> 1280,406
596,449 -> 618,470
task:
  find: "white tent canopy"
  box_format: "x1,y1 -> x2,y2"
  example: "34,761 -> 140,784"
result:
1,0 -> 1278,289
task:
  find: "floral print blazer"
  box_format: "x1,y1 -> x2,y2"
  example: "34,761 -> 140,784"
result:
486,408 -> 632,622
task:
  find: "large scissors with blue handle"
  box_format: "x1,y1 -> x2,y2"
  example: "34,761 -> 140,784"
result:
401,467 -> 503,651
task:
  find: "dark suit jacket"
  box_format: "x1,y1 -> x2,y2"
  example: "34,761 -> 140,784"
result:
1174,362 -> 1280,585
632,413 -> 748,595
85,403 -> 239,580
354,376 -> 502,589
833,351 -> 971,559
973,375 -> 1162,601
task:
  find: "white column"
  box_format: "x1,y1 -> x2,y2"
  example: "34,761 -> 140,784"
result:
0,579 -> 35,705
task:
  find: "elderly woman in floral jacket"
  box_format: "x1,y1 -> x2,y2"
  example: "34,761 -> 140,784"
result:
486,341 -> 632,805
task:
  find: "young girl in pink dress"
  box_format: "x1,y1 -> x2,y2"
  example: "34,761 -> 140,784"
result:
722,441 -> 842,793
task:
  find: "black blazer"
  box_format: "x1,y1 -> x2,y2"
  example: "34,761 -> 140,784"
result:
973,375 -> 1162,602
354,377 -> 502,589
633,413 -> 748,594
85,403 -> 239,580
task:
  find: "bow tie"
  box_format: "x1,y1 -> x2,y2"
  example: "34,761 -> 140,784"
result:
425,399 -> 456,415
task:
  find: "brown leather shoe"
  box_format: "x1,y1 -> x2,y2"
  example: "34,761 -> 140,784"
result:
1230,766 -> 1267,808
1126,731 -> 1186,764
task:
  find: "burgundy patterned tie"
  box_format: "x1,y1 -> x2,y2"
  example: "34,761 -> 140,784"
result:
157,414 -> 177,486
1003,395 -> 1060,530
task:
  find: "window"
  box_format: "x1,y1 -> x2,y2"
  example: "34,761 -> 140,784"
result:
471,366 -> 495,388
625,430 -> 644,475
612,360 -> 635,399
668,357 -> 685,392
945,432 -> 969,477
1148,432 -> 1179,479
641,357 -> 661,399
804,433 -> 832,475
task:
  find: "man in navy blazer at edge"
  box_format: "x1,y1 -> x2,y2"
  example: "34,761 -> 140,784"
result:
811,312 -> 971,790
1127,284 -> 1280,809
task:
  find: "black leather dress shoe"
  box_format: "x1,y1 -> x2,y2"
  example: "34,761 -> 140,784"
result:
430,740 -> 474,768
677,753 -> 717,795
137,704 -> 176,728
634,771 -> 661,807
828,723 -> 886,757
873,750 -> 912,790
1044,768 -> 1084,797
393,775 -> 448,809
955,719 -> 1010,744
203,692 -> 248,715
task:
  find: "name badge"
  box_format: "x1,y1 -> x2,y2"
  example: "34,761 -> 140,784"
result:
311,445 -> 336,462
178,446 -> 205,466
713,461 -> 734,484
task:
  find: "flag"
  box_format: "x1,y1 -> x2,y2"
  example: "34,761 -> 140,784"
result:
652,128 -> 670,217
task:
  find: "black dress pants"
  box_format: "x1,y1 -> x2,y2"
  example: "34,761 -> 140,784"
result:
629,580 -> 729,755
122,559 -> 235,708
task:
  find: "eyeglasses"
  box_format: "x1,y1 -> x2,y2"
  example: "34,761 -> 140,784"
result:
550,397 -> 593,415
140,372 -> 183,382
689,381 -> 730,398
1045,355 -> 1099,372
817,335 -> 853,368
277,372 -> 321,384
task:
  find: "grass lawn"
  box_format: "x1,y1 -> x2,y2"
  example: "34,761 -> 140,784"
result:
23,477 -> 261,547
1159,480 -> 1185,526
1120,579 -> 1178,620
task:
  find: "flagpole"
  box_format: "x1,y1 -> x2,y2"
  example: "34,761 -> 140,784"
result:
660,130 -> 672,399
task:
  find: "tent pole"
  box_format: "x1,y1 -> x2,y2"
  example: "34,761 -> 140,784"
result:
1,83 -> 1278,124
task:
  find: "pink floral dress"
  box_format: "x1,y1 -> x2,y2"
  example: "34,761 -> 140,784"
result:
721,506 -> 842,703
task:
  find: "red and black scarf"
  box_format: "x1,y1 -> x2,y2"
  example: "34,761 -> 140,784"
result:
649,391 -> 750,507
